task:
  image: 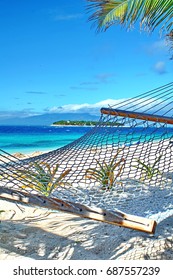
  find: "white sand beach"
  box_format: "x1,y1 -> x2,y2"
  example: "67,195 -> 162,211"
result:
0,192 -> 173,260
1,141 -> 173,260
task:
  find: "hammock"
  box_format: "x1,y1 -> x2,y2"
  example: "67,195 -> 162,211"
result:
1,82 -> 173,234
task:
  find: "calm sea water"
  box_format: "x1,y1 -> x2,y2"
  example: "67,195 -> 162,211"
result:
0,125 -> 92,154
0,125 -> 173,154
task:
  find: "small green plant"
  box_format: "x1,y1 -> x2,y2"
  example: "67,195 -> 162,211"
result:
85,150 -> 125,190
134,154 -> 162,181
15,162 -> 71,197
0,210 -> 5,223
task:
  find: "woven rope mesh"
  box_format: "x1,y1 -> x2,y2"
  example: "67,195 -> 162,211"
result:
0,83 -> 173,212
1,82 -> 173,259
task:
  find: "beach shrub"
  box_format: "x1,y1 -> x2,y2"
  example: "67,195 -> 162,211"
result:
85,149 -> 125,190
134,155 -> 162,181
15,162 -> 71,197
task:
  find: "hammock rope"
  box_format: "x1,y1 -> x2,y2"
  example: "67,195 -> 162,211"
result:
1,82 -> 173,234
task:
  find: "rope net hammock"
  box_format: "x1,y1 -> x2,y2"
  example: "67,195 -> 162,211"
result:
1,82 -> 173,234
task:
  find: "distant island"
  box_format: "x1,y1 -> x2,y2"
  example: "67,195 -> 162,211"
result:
52,120 -> 124,126
52,120 -> 98,126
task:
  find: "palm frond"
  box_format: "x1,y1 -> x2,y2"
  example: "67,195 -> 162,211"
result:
54,168 -> 71,183
85,168 -> 105,179
136,158 -> 149,170
87,0 -> 173,34
13,162 -> 71,196
39,161 -> 52,174
166,29 -> 173,58
152,154 -> 162,168
52,164 -> 60,178
85,150 -> 125,189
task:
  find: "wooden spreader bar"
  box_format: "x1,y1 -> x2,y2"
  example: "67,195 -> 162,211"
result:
0,186 -> 157,234
101,107 -> 173,125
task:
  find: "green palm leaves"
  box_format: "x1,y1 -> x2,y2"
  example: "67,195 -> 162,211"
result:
85,149 -> 125,190
167,30 -> 173,58
15,162 -> 71,197
135,154 -> 162,181
87,0 -> 173,33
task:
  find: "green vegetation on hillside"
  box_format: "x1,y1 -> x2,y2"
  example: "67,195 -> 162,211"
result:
52,120 -> 98,126
52,120 -> 124,126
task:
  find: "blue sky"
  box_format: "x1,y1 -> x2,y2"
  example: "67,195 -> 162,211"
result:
0,0 -> 173,120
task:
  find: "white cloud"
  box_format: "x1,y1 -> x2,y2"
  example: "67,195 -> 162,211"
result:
0,109 -> 38,119
70,86 -> 98,91
44,99 -> 126,115
1,95 -> 172,122
153,61 -> 167,75
0,99 -> 126,120
54,13 -> 83,21
95,73 -> 116,83
144,39 -> 168,55
26,91 -> 48,95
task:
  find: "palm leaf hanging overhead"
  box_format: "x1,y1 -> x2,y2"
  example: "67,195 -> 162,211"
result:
86,0 -> 173,33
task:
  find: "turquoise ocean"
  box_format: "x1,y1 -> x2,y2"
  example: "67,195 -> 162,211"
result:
0,126 -> 92,154
0,125 -> 173,155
